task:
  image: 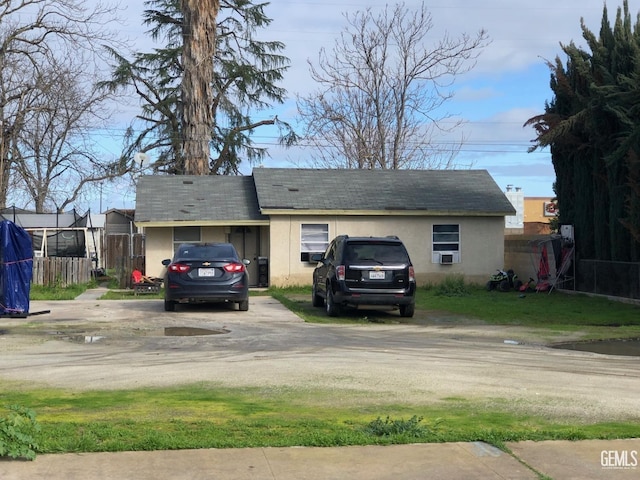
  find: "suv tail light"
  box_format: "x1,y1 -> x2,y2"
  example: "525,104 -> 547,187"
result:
336,265 -> 345,281
408,266 -> 415,282
223,262 -> 245,273
169,263 -> 191,273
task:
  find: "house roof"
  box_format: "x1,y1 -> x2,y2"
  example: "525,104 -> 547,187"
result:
252,168 -> 516,216
134,175 -> 268,224
134,169 -> 515,224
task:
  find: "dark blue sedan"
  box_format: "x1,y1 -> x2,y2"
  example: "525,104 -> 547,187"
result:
162,243 -> 250,312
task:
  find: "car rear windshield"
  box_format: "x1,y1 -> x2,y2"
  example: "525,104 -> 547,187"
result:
344,242 -> 409,264
176,244 -> 238,260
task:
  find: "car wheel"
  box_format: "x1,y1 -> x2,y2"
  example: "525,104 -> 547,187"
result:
312,283 -> 324,307
486,280 -> 495,291
238,299 -> 249,311
325,287 -> 340,317
400,303 -> 415,318
499,279 -> 511,292
164,299 -> 176,312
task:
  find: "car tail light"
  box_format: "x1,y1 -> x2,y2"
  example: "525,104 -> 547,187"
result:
337,265 -> 345,281
408,266 -> 415,282
223,262 -> 245,273
169,263 -> 190,273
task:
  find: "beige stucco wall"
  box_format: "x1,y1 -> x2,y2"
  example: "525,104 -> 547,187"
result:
142,226 -> 230,279
267,215 -> 506,287
140,215 -> 506,287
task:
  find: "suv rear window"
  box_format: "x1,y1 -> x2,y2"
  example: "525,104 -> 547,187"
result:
344,242 -> 409,264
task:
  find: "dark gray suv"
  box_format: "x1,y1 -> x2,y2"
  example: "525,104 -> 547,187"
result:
311,235 -> 416,317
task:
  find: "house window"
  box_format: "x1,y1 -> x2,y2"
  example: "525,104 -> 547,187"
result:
300,223 -> 329,262
173,226 -> 201,252
432,224 -> 461,264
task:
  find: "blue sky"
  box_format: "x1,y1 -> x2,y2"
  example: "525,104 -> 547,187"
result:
96,0 -> 623,211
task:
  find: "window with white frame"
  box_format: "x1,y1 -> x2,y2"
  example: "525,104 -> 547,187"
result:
173,226 -> 201,253
432,224 -> 461,264
300,223 -> 329,262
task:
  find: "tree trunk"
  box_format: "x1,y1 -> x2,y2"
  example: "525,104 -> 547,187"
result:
0,137 -> 9,210
181,0 -> 219,175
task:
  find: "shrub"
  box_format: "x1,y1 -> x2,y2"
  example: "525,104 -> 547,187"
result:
433,274 -> 471,297
365,415 -> 432,438
0,405 -> 41,460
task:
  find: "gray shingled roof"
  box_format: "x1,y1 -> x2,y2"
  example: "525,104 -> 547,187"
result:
134,169 -> 515,222
135,175 -> 267,223
252,168 -> 515,215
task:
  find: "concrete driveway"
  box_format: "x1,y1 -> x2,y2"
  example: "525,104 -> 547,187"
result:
0,294 -> 639,422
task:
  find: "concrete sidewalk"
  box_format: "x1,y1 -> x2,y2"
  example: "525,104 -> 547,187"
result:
0,439 -> 638,480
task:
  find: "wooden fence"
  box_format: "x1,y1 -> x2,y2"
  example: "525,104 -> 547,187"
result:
32,257 -> 92,286
105,234 -> 145,269
113,255 -> 146,289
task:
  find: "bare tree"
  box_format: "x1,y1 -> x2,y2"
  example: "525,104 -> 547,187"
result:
297,2 -> 489,170
11,58 -> 128,212
0,0 -> 125,211
181,0 -> 220,175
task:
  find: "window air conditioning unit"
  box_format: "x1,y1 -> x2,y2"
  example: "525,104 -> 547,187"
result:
439,253 -> 454,265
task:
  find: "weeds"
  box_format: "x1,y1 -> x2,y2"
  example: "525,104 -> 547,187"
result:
432,274 -> 471,297
0,405 -> 41,460
365,415 -> 442,438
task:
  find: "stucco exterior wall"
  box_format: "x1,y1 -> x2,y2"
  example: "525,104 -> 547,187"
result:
142,226 -> 229,279
143,227 -> 172,278
267,215 -> 506,287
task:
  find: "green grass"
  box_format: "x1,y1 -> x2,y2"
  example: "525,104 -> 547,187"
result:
423,285 -> 640,326
270,284 -> 640,333
29,282 -> 95,301
1,384 -> 638,454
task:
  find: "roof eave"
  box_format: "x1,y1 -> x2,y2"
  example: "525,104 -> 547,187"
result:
259,208 -> 513,216
135,219 -> 270,228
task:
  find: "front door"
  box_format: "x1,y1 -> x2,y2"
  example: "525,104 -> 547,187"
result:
229,227 -> 260,287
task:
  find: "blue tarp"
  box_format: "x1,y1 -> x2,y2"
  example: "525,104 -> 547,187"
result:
0,220 -> 32,315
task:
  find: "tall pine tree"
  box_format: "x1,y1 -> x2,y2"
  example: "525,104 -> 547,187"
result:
102,0 -> 296,175
526,1 -> 640,262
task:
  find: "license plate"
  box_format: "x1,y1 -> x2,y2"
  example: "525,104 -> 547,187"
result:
198,268 -> 216,277
369,270 -> 386,280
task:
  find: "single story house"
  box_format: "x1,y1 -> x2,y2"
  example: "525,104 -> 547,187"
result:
134,168 -> 516,287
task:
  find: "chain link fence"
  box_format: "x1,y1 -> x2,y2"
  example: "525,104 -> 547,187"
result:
576,260 -> 640,300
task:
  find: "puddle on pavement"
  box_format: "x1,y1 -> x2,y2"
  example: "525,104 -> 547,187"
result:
551,338 -> 640,357
164,327 -> 230,336
73,335 -> 105,344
